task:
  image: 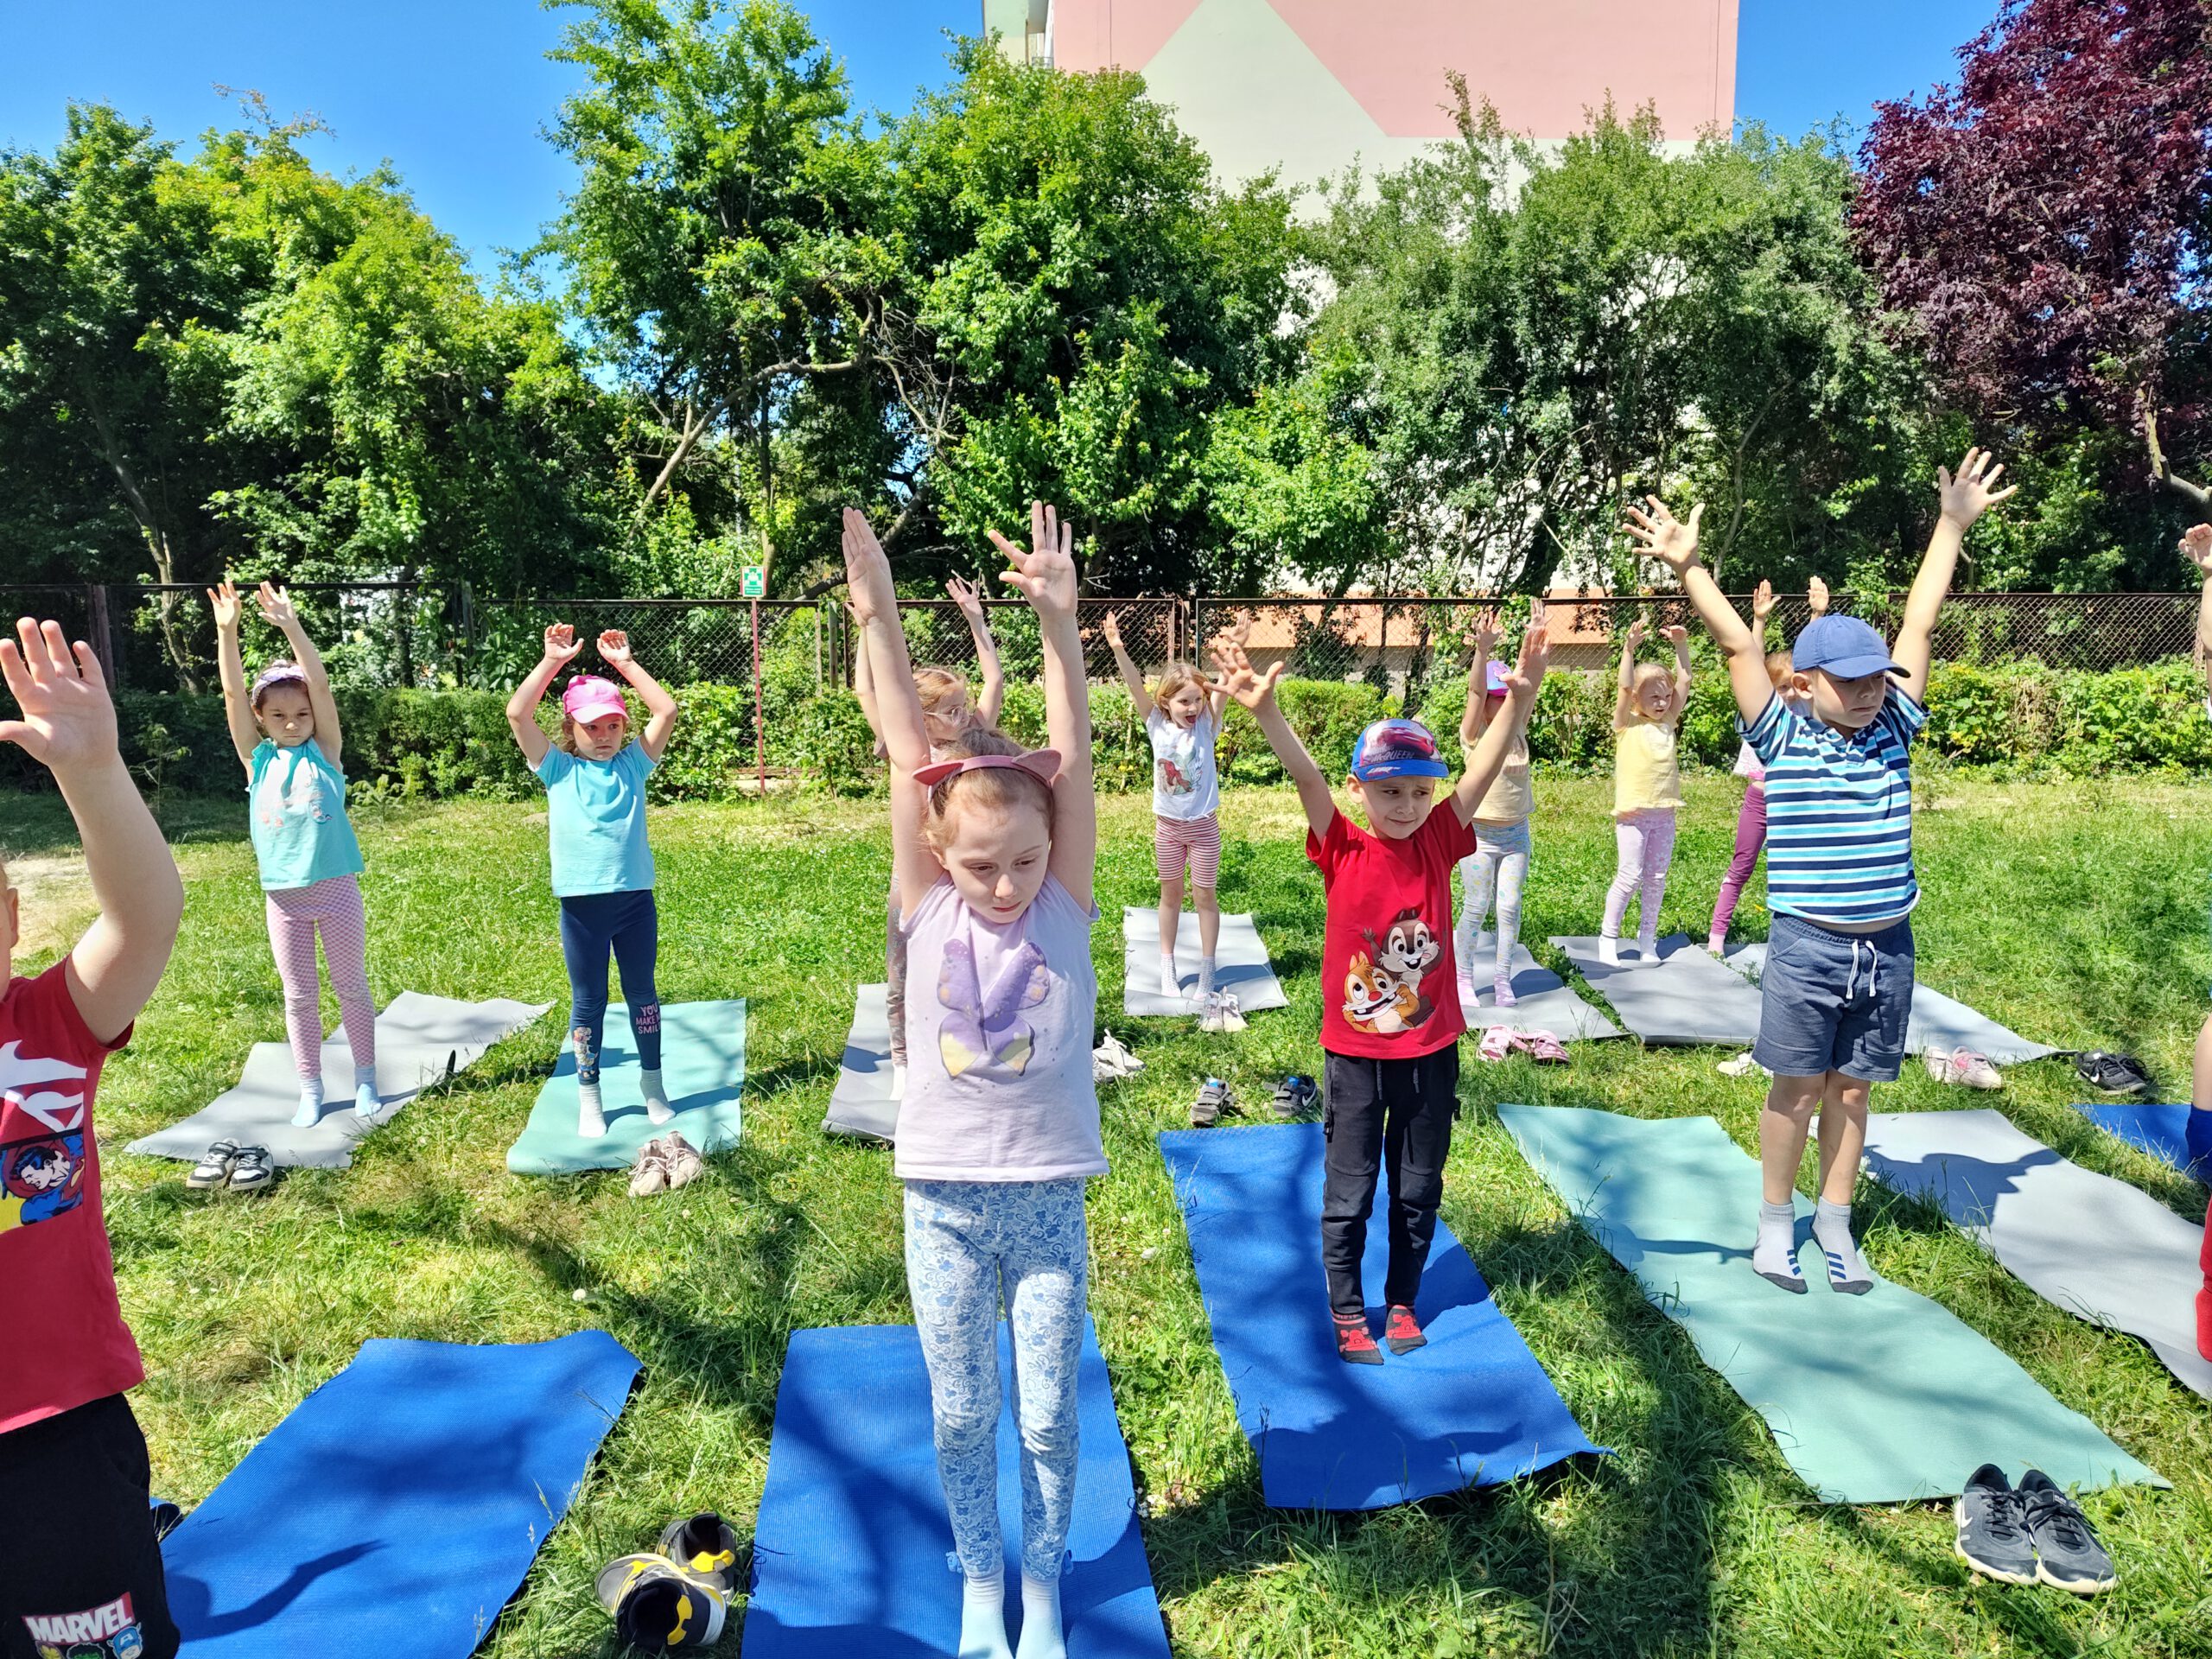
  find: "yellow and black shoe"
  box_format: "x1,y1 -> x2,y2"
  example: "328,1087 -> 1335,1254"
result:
655,1510 -> 741,1595
594,1554 -> 728,1652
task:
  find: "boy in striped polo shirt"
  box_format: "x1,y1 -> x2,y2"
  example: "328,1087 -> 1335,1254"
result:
1625,449 -> 2015,1294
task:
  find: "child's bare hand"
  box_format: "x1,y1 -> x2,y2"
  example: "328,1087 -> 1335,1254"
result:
1661,623 -> 1689,645
1469,608 -> 1501,652
945,574 -> 987,622
1751,580 -> 1775,624
1502,605 -> 1552,702
1808,575 -> 1831,616
543,623 -> 584,665
841,508 -> 899,625
2180,524 -> 2212,574
988,500 -> 1077,621
1102,610 -> 1123,646
1208,640 -> 1283,710
1229,607 -> 1255,646
1936,447 -> 2017,529
1623,496 -> 1704,573
1623,616 -> 1648,652
596,630 -> 633,668
207,580 -> 243,632
0,619 -> 118,774
255,582 -> 300,632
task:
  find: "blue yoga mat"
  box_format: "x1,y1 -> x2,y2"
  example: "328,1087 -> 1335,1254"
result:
1158,1123 -> 1605,1510
2073,1101 -> 2209,1180
162,1330 -> 639,1656
507,998 -> 747,1174
742,1322 -> 1169,1659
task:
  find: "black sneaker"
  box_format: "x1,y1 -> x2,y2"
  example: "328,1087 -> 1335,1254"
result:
656,1511 -> 740,1593
1272,1075 -> 1317,1119
2074,1051 -> 2152,1096
1954,1464 -> 2037,1586
2018,1470 -> 2117,1594
1191,1077 -> 1230,1128
595,1554 -> 728,1651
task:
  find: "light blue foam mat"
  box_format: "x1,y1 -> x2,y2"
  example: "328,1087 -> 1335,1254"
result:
506,999 -> 746,1174
2073,1100 -> 2209,1180
741,1321 -> 1170,1658
1157,1122 -> 1606,1510
161,1331 -> 639,1656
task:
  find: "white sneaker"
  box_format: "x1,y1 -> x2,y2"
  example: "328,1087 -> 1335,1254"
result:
1717,1052 -> 1770,1078
1927,1047 -> 2003,1090
1597,937 -> 1621,968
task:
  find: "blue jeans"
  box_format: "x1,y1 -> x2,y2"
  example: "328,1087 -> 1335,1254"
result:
557,888 -> 661,1083
1751,912 -> 1915,1082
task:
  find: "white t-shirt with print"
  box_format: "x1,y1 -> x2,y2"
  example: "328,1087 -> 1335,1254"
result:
1145,709 -> 1220,820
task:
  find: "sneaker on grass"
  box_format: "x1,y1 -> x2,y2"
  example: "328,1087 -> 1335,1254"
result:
1954,1464 -> 2037,1586
1332,1312 -> 1382,1366
2018,1470 -> 2116,1594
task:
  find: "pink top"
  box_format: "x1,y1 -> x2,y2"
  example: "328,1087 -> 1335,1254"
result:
893,874 -> 1107,1183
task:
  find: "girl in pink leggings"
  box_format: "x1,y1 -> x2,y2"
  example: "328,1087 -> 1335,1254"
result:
1600,617 -> 1692,967
1707,579 -> 1827,954
211,581 -> 378,1127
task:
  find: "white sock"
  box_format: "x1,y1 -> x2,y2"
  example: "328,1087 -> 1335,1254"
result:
1159,955 -> 1179,996
1814,1198 -> 1873,1293
1014,1572 -> 1065,1659
1596,935 -> 1620,967
577,1080 -> 607,1139
959,1572 -> 1014,1659
1636,921 -> 1659,957
291,1077 -> 325,1128
1752,1199 -> 1802,1289
353,1065 -> 380,1118
1197,956 -> 1217,998
639,1065 -> 673,1125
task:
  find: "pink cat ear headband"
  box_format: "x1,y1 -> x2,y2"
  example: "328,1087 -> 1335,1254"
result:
912,750 -> 1062,788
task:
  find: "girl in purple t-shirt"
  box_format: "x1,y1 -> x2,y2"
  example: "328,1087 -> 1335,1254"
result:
841,500 -> 1099,1659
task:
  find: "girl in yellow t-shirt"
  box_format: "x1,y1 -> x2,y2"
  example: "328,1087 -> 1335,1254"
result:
1601,617 -> 1692,966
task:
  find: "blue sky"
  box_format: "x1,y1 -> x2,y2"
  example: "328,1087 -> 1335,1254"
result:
1,2 -> 2003,275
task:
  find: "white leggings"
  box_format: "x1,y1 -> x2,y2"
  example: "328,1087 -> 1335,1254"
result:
1603,808 -> 1678,940
1455,819 -> 1531,980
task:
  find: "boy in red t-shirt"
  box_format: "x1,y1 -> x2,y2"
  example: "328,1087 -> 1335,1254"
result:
1,619 -> 186,1659
1213,615 -> 1548,1363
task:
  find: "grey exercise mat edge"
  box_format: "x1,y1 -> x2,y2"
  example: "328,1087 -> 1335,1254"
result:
823,982 -> 899,1141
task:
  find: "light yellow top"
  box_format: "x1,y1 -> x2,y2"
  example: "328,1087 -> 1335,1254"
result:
1613,717 -> 1682,815
1472,733 -> 1532,824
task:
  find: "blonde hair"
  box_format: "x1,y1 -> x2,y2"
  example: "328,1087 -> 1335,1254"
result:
1154,662 -> 1209,715
923,726 -> 1054,852
913,666 -> 972,730
1630,661 -> 1674,698
1764,649 -> 1793,688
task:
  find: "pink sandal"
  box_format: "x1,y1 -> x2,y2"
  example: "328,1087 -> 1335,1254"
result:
1516,1029 -> 1569,1065
1478,1025 -> 1516,1063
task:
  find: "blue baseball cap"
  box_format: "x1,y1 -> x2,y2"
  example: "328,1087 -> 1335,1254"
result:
1350,717 -> 1448,780
1791,614 -> 1903,679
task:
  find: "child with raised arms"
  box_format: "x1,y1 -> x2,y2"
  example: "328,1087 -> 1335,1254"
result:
842,500 -> 1100,1659
0,618 -> 185,1657
1599,615 -> 1693,967
210,581 -> 379,1125
505,626 -> 679,1139
852,575 -> 1007,1097
1627,448 -> 2014,1294
1102,607 -> 1251,1001
1707,577 -> 1829,956
1212,612 -> 1548,1364
1453,609 -> 1537,1007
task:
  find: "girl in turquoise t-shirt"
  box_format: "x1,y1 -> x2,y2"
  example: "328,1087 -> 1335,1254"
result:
212,581 -> 378,1127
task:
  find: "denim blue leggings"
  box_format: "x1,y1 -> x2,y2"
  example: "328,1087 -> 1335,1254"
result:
557,888 -> 661,1084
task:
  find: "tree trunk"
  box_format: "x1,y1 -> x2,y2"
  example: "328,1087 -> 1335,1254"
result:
2142,404 -> 2209,508
75,380 -> 201,691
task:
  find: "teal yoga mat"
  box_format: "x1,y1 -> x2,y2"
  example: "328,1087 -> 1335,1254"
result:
1497,1104 -> 2165,1503
506,999 -> 746,1174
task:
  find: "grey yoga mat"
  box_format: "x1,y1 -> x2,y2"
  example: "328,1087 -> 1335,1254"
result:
1862,1109 -> 2212,1399
823,982 -> 899,1141
1498,1104 -> 2165,1503
130,992 -> 551,1169
1122,906 -> 1289,1016
1726,943 -> 2056,1065
1548,934 -> 1764,1046
1459,935 -> 1623,1041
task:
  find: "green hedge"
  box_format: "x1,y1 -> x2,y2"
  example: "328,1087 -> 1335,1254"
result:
5,660 -> 2209,803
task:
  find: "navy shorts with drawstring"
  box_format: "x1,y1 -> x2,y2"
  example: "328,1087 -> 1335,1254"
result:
1751,912 -> 1915,1082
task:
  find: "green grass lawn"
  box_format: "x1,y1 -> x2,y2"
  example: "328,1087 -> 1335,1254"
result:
12,773 -> 2212,1657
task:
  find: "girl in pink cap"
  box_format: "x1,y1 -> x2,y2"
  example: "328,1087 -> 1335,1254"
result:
505,626 -> 680,1138
842,501 -> 1098,1659
210,579 -> 379,1126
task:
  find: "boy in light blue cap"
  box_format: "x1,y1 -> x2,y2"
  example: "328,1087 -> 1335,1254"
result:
1625,449 -> 2016,1296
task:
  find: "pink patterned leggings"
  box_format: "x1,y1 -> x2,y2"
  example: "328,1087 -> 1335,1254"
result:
1602,808 -> 1678,941
265,874 -> 377,1082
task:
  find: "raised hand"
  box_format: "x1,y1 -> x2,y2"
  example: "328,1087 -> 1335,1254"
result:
1751,580 -> 1776,625
1500,604 -> 1552,701
945,574 -> 987,622
1808,575 -> 1831,617
1208,639 -> 1284,710
1101,610 -> 1123,647
255,582 -> 300,632
597,629 -> 633,669
208,580 -> 243,632
1623,495 -> 1705,575
0,619 -> 118,774
1470,607 -> 1502,652
1936,447 -> 2018,530
1623,615 -> 1648,652
543,623 -> 585,665
1228,607 -> 1255,646
988,500 -> 1077,622
2181,524 -> 2212,575
1661,623 -> 1689,645
840,508 -> 898,625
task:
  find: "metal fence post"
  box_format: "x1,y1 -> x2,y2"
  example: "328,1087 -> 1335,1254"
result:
751,597 -> 766,792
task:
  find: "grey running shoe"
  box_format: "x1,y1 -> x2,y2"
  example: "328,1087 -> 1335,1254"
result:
1954,1464 -> 2037,1586
2019,1470 -> 2116,1594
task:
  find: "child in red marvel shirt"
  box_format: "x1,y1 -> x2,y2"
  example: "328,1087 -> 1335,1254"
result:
0,619 -> 185,1659
1211,613 -> 1548,1364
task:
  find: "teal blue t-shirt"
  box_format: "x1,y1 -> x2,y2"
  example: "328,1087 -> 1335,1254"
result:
247,740 -> 365,892
537,741 -> 657,897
